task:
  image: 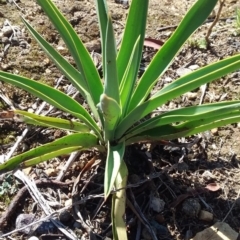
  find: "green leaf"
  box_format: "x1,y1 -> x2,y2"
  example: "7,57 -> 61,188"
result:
36,0 -> 103,108
22,17 -> 99,120
0,133 -> 98,173
126,111 -> 240,144
115,55 -> 240,139
117,0 -> 148,85
104,16 -> 119,103
120,36 -> 140,117
112,161 -> 128,240
15,110 -> 90,133
0,71 -> 102,140
94,0 -> 108,79
104,141 -> 125,198
124,101 -> 240,140
128,0 -> 218,112
99,94 -> 121,141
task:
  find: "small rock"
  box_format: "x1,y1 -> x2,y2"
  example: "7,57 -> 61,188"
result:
182,198 -> 201,218
44,168 -> 57,177
184,92 -> 198,100
198,210 -> 213,221
175,162 -> 189,172
188,64 -> 199,70
28,237 -> 39,240
85,39 -> 101,52
59,209 -> 72,222
176,67 -> 192,77
2,26 -> 12,37
211,128 -> 218,136
201,170 -> 215,180
16,213 -> 36,234
65,198 -> 72,207
191,222 -> 238,240
23,167 -> 32,176
2,36 -> 10,44
150,197 -> 165,213
163,77 -> 173,83
27,108 -> 34,113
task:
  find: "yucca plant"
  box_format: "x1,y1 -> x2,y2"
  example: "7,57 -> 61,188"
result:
1,0 -> 240,238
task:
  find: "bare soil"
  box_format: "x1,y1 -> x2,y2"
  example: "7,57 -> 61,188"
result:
0,0 -> 240,239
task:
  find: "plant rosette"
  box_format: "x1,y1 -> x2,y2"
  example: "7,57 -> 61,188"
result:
0,0 -> 240,238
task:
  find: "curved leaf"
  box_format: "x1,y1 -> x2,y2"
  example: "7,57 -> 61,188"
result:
115,55 -> 240,139
94,0 -> 108,79
126,112 -> 240,144
117,0 -> 148,84
0,71 -> 102,139
15,110 -> 90,133
22,17 -> 99,120
120,36 -> 140,117
0,133 -> 98,173
123,101 -> 240,139
128,0 -> 218,112
36,0 -> 103,107
104,16 -> 119,103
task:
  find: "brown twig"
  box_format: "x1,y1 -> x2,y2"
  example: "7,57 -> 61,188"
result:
205,0 -> 226,44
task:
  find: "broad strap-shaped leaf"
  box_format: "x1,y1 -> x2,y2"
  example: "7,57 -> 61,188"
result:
0,133 -> 98,173
128,0 -> 218,112
103,16 -> 119,103
123,101 -> 240,140
104,141 -> 125,198
126,112 -> 240,144
22,18 -> 99,120
117,0 -> 148,85
115,55 -> 240,140
0,71 -> 102,140
36,0 -> 103,108
15,110 -> 90,133
98,94 -> 121,141
120,36 -> 140,117
112,161 -> 128,240
94,0 -> 108,79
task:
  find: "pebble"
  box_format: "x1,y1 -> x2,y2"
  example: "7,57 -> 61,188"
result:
44,168 -> 57,177
182,198 -> 201,218
28,237 -> 39,240
59,209 -> 72,222
150,197 -> 165,213
65,198 -> 72,207
210,128 -> 218,135
191,222 -> 238,240
16,213 -> 36,234
176,67 -> 192,77
198,210 -> 213,221
2,36 -> 9,44
188,64 -> 199,70
184,92 -> 198,100
2,26 -> 12,37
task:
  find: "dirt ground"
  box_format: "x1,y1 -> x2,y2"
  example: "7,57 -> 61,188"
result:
1,0 -> 240,239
